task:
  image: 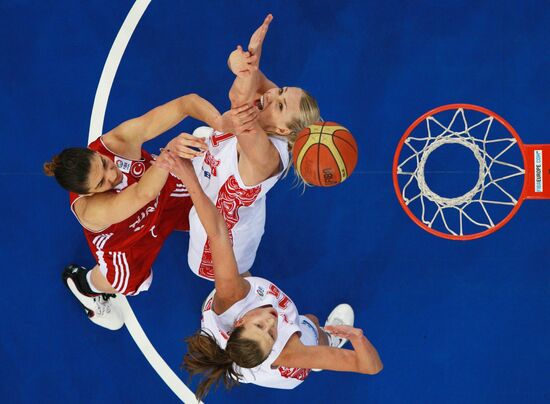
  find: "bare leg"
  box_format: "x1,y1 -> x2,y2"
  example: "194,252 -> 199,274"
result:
241,271 -> 252,278
304,314 -> 329,346
90,265 -> 118,293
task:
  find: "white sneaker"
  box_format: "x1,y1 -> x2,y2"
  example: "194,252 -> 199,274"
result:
311,304 -> 355,372
65,278 -> 124,331
324,303 -> 354,348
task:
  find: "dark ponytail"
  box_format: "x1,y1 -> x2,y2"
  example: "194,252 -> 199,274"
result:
43,148 -> 96,194
183,327 -> 268,400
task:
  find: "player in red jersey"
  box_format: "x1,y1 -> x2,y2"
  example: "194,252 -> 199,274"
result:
44,93 -> 224,329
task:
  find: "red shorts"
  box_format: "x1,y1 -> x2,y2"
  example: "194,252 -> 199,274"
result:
95,196 -> 192,295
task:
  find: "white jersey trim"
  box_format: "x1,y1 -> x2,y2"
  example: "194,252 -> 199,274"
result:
70,195 -> 109,234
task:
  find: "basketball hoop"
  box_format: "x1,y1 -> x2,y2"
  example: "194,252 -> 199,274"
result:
392,104 -> 550,240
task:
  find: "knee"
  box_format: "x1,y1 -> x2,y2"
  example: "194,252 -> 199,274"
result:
304,314 -> 320,326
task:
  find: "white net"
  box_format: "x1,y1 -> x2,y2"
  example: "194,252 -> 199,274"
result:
396,107 -> 525,237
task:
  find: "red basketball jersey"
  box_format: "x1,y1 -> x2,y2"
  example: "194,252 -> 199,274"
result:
68,137 -> 190,294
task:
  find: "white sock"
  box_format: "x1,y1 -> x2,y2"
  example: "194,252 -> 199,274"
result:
86,270 -> 103,294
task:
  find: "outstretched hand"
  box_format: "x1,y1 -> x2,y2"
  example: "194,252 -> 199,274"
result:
165,132 -> 207,160
247,14 -> 273,66
324,325 -> 364,342
229,104 -> 260,135
152,150 -> 196,185
228,45 -> 259,78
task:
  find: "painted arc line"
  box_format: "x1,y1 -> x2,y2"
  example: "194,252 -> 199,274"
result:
88,0 -> 148,143
87,1 -> 201,403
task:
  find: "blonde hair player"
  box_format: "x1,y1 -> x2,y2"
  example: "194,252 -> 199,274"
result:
44,94 -> 225,329
185,14 -> 321,280
153,154 -> 382,400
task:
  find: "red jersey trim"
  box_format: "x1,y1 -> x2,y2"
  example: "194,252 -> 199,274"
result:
99,136 -> 146,162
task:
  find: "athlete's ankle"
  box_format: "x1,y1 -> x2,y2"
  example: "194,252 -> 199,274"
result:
64,264 -> 100,296
86,270 -> 104,294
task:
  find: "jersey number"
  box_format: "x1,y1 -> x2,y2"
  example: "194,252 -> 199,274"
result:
211,132 -> 235,147
268,284 -> 291,309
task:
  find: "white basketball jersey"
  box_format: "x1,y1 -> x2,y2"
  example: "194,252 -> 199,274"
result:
201,277 -> 312,389
188,130 -> 289,280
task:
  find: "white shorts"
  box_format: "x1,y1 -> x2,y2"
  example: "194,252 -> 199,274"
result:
298,315 -> 319,347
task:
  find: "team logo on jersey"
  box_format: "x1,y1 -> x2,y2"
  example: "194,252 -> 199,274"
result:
198,176 -> 261,277
204,151 -> 220,177
256,286 -> 265,298
114,156 -> 132,173
278,366 -> 311,381
281,313 -> 291,324
131,161 -> 146,177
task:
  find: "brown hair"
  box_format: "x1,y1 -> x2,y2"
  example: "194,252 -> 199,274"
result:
43,148 -> 96,194
183,327 -> 268,400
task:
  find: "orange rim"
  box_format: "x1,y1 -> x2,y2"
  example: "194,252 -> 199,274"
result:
392,103 -> 527,240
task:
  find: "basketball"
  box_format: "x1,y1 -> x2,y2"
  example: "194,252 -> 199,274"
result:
292,122 -> 358,187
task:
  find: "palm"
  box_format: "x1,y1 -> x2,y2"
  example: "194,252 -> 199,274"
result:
248,14 -> 273,60
324,325 -> 363,340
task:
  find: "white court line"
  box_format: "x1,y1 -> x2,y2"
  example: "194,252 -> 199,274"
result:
88,1 -> 201,402
88,0 -> 147,142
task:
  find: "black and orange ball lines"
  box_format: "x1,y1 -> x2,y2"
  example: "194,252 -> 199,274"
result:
293,122 -> 358,187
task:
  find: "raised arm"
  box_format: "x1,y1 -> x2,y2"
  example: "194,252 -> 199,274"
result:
226,15 -> 284,185
275,325 -> 383,375
153,152 -> 250,309
228,14 -> 276,106
104,93 -> 223,153
75,149 -> 173,230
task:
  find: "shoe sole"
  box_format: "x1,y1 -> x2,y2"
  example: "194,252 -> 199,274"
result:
64,276 -> 95,318
65,278 -> 124,331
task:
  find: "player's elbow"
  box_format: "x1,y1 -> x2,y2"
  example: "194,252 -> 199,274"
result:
360,361 -> 383,375
180,93 -> 199,108
135,188 -> 159,203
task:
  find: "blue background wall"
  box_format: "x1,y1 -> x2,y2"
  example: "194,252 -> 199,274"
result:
0,1 -> 548,403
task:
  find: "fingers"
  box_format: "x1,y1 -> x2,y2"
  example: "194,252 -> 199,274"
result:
248,54 -> 258,65
152,150 -> 178,171
168,133 -> 208,159
233,104 -> 258,120
231,105 -> 259,133
240,109 -> 259,127
233,104 -> 252,113
261,14 -> 273,31
248,15 -> 273,53
230,45 -> 259,75
153,150 -> 195,181
324,325 -> 364,339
